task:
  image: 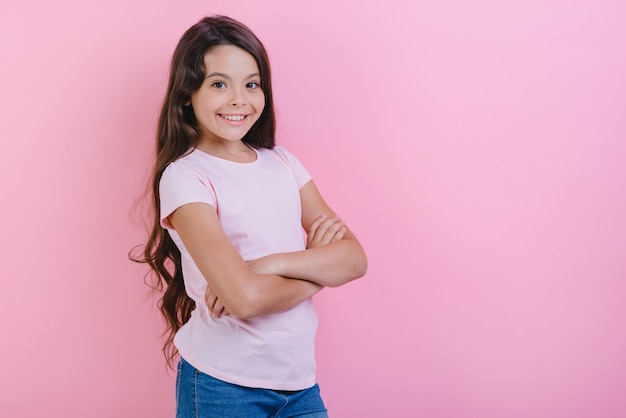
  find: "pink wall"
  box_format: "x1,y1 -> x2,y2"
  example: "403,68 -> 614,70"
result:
1,1 -> 625,417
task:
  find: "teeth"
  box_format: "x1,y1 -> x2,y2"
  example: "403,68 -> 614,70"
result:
221,114 -> 245,121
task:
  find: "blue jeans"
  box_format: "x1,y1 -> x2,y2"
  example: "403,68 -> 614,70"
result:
176,358 -> 329,417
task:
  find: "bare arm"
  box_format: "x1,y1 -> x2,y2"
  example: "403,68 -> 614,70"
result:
168,202 -> 322,320
247,180 -> 368,287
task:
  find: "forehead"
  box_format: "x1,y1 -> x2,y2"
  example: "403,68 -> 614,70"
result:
203,45 -> 259,74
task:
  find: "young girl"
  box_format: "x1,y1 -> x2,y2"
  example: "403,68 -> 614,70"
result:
136,15 -> 367,417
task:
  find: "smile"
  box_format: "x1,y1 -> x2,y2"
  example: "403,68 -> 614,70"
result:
219,114 -> 247,121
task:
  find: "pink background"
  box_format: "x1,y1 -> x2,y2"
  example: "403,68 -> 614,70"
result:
1,1 -> 625,417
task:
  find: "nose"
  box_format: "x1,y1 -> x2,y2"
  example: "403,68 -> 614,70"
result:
228,85 -> 246,106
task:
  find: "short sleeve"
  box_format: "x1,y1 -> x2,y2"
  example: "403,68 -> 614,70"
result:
273,146 -> 312,189
159,162 -> 216,229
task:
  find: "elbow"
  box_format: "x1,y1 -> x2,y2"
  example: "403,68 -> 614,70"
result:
352,248 -> 368,280
227,302 -> 253,320
348,242 -> 368,281
228,305 -> 257,321
231,309 -> 256,321
226,287 -> 263,320
347,256 -> 368,284
356,256 -> 368,279
227,301 -> 256,321
328,251 -> 368,288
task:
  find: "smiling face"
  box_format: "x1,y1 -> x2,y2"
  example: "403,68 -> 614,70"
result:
190,45 -> 265,151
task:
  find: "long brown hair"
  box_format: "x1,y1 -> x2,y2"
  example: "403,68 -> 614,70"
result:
131,15 -> 276,368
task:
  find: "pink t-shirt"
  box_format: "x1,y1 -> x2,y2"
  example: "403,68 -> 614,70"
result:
159,146 -> 318,390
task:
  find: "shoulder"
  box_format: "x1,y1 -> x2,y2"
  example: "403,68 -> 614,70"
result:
160,150 -> 215,191
262,146 -> 305,167
159,151 -> 218,222
268,145 -> 296,158
162,149 -> 212,179
260,146 -> 311,188
164,149 -> 204,171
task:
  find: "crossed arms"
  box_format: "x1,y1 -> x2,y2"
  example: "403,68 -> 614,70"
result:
168,180 -> 368,320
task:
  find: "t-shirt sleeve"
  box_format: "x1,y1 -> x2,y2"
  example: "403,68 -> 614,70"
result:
274,146 -> 312,189
159,162 -> 216,229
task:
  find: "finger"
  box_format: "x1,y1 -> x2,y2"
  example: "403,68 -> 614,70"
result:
316,218 -> 345,244
309,219 -> 342,248
306,215 -> 327,245
306,216 -> 327,247
206,289 -> 224,318
311,213 -> 328,227
205,287 -> 219,314
312,216 -> 339,237
331,226 -> 347,242
211,299 -> 226,318
307,214 -> 327,234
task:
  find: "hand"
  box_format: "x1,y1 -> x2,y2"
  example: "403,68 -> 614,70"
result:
205,286 -> 229,318
306,215 -> 346,249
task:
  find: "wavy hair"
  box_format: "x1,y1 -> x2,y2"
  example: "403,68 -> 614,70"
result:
131,15 -> 276,368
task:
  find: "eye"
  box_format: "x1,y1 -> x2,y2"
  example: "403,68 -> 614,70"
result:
211,81 -> 226,88
246,81 -> 261,89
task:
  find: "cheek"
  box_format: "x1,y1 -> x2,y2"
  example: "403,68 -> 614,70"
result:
256,96 -> 266,115
191,105 -> 205,122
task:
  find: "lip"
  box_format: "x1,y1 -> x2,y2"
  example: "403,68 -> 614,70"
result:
218,113 -> 249,126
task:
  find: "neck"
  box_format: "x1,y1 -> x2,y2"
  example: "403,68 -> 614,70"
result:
196,139 -> 257,163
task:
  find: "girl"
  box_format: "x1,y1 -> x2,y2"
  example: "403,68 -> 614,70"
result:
136,15 -> 367,417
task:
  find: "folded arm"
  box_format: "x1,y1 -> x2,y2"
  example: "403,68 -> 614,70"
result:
168,202 -> 323,320
247,180 -> 368,288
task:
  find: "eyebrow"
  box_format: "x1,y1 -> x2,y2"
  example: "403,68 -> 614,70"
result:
206,72 -> 261,80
